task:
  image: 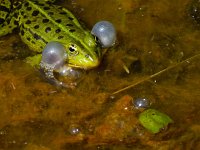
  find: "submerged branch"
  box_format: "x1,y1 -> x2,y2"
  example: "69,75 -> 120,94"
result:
112,53 -> 200,95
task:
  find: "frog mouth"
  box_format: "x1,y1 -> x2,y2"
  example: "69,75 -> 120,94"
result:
67,58 -> 101,70
67,63 -> 100,70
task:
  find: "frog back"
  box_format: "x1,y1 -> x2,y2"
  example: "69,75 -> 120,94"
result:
18,0 -> 95,53
0,0 -> 16,36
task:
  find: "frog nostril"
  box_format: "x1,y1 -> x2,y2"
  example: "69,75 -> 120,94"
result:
94,49 -> 99,55
85,54 -> 89,58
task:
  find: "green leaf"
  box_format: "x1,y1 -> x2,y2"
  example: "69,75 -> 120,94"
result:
139,109 -> 173,134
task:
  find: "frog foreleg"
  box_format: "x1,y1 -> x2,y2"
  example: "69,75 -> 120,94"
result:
40,61 -> 76,88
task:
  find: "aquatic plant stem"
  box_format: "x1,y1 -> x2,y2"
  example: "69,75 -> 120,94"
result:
112,53 -> 200,95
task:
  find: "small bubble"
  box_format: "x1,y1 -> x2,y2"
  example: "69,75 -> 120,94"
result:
24,142 -> 28,145
68,124 -> 80,135
109,95 -> 115,99
133,98 -> 150,109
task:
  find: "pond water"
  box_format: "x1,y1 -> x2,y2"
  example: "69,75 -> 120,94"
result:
0,0 -> 200,149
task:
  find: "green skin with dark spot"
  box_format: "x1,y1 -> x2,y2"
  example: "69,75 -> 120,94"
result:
139,109 -> 173,134
0,0 -> 101,69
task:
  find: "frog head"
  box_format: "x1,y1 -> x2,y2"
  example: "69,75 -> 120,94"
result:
63,32 -> 101,70
26,34 -> 101,70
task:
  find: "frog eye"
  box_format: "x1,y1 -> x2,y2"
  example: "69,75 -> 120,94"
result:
94,35 -> 99,42
92,35 -> 99,43
69,44 -> 79,56
92,35 -> 101,47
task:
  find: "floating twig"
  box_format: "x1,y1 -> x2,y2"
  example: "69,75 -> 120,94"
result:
112,53 -> 200,95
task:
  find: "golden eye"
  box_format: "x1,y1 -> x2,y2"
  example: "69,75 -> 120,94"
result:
69,44 -> 78,56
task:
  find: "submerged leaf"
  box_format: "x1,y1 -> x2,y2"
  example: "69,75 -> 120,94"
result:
139,109 -> 173,134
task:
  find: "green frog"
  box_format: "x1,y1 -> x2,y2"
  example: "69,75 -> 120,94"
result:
0,0 -> 101,69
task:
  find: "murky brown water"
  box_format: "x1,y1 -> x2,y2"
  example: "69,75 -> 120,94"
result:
0,0 -> 200,149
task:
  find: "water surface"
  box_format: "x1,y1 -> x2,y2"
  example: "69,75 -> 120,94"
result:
0,0 -> 200,149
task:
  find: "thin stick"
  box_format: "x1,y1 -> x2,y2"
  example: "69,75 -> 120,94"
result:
112,53 -> 200,95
